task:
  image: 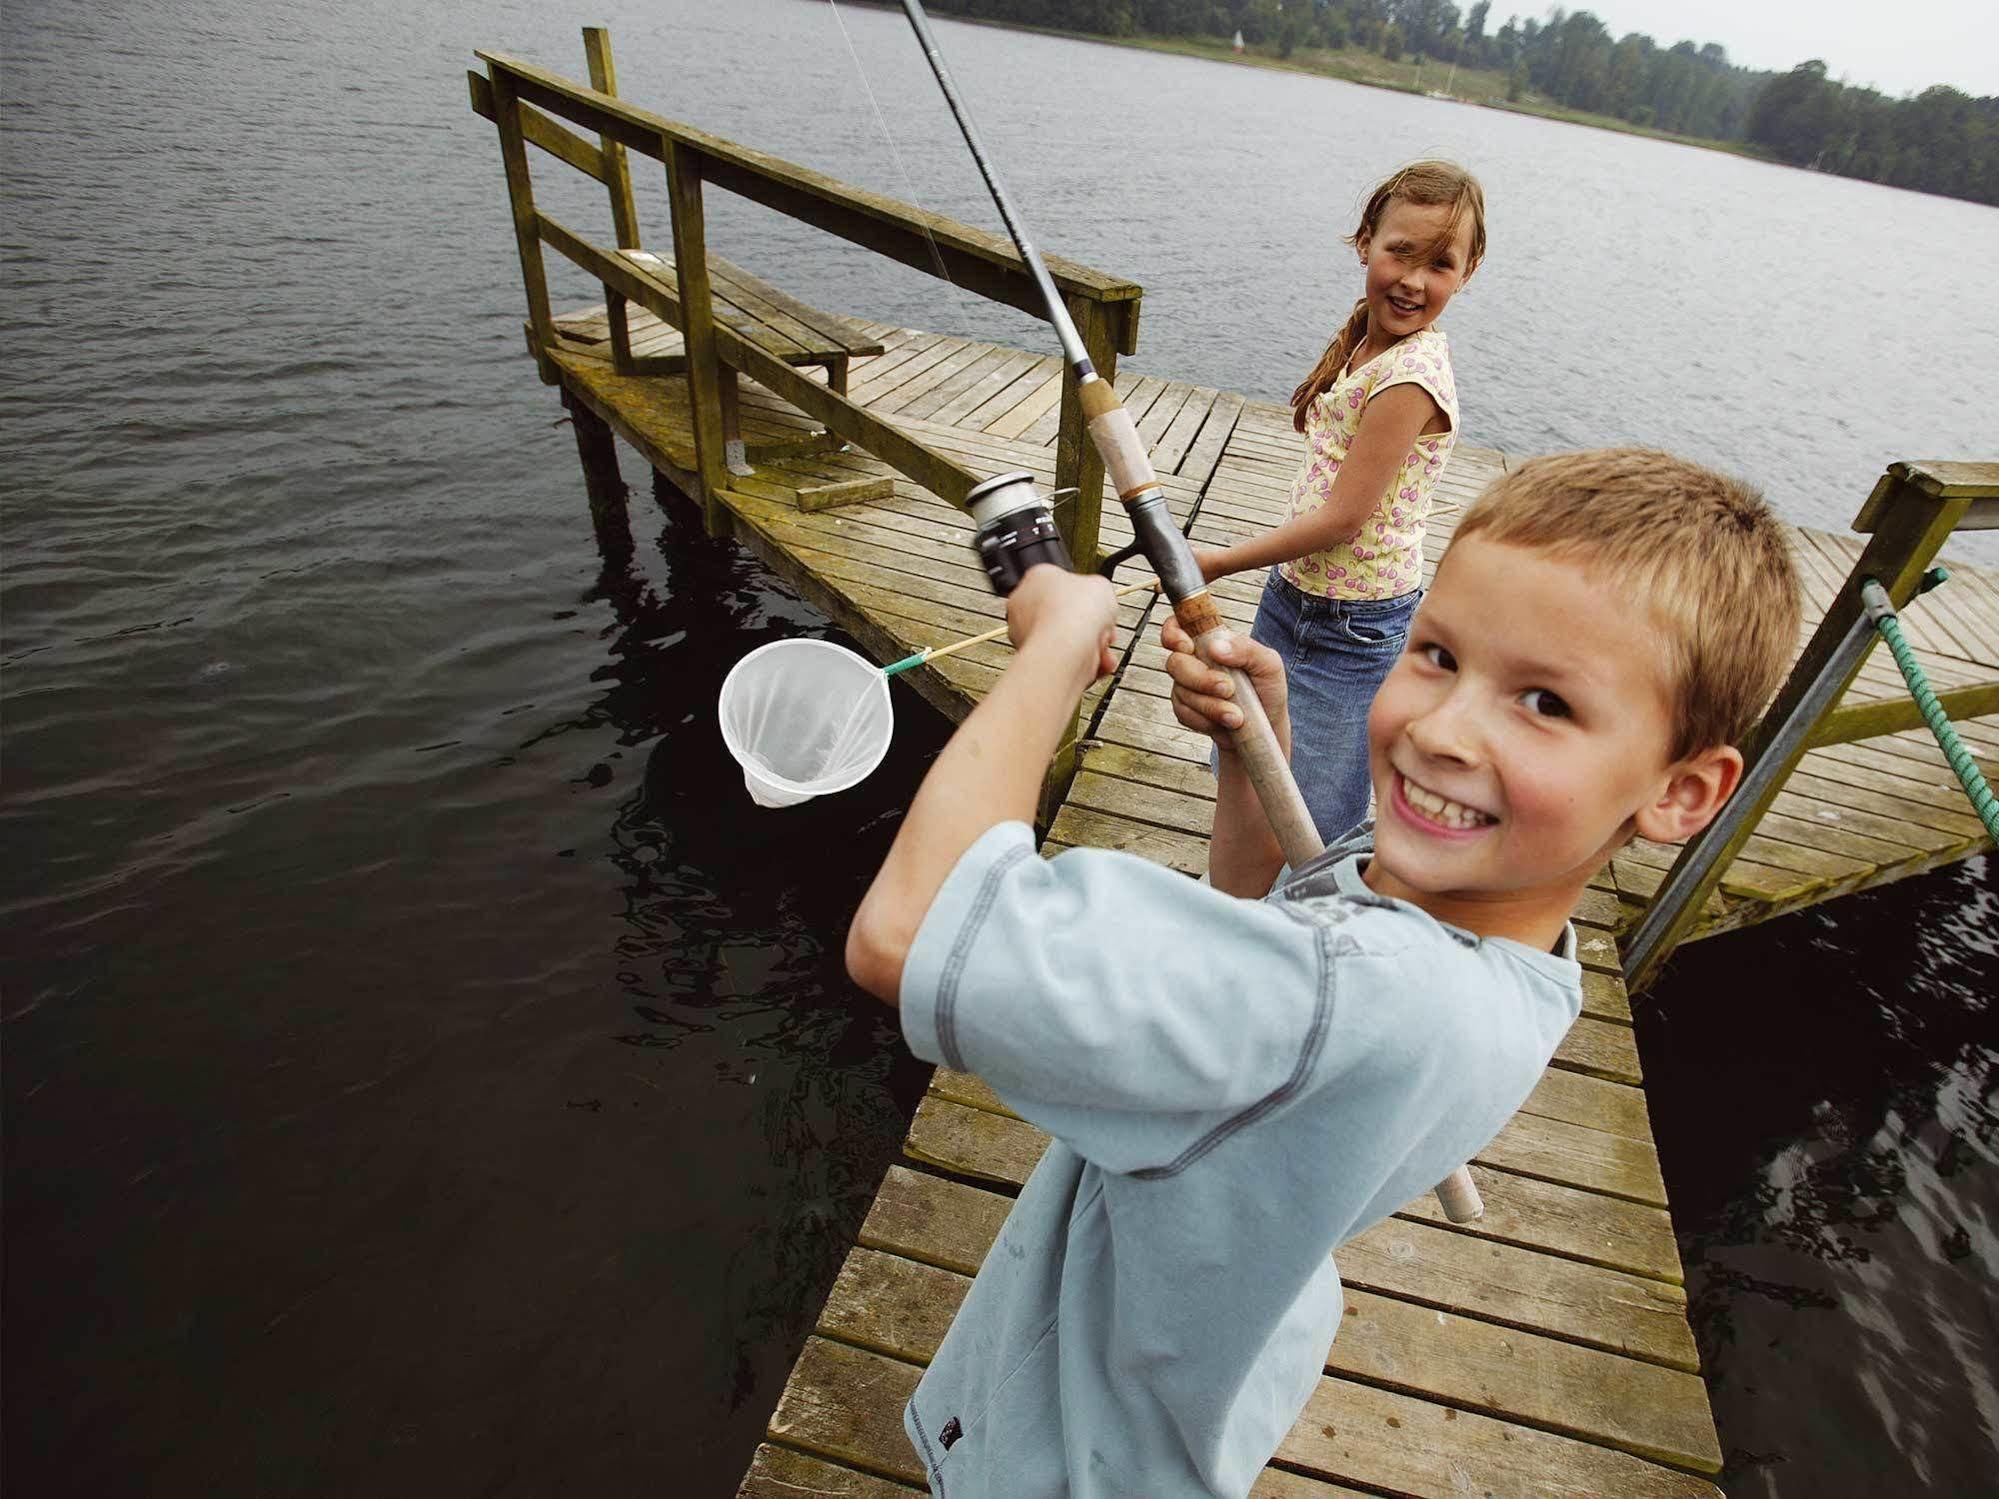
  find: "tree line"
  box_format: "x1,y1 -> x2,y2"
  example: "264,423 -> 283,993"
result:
916,1 -> 1999,207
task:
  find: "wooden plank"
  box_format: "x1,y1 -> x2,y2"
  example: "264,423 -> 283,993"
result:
928,1067 -> 1664,1204
1054,294 -> 1116,567
823,1244 -> 1719,1473
467,71 -> 607,182
959,355 -> 1060,432
541,223 -> 983,506
1812,679 -> 1999,746
903,1096 -> 1680,1288
716,256 -> 884,357
797,477 -> 896,511
581,28 -> 639,243
929,348 -> 1045,429
982,367 -> 1065,440
661,145 -> 729,529
767,1338 -> 924,1483
1279,1371 -> 1720,1496
487,68 -> 558,382
737,1444 -> 920,1497
772,1336 -> 1716,1497
476,52 -> 1145,320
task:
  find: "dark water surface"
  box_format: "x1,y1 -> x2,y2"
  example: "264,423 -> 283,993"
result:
4,0 -> 1995,1493
1641,858 -> 1998,1495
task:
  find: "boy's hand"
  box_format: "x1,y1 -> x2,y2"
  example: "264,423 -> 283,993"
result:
1192,546 -> 1231,583
1006,566 -> 1119,687
1161,613 -> 1289,755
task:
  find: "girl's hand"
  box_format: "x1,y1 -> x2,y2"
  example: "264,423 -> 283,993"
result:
1192,547 -> 1232,583
1006,566 -> 1119,685
1160,613 -> 1289,753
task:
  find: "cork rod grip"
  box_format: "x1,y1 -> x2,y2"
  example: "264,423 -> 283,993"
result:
1189,628 -> 1323,869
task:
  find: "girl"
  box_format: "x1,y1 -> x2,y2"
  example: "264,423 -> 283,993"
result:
1194,160 -> 1485,842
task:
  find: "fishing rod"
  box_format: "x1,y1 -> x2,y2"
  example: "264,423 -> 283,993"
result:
892,0 -> 1483,1224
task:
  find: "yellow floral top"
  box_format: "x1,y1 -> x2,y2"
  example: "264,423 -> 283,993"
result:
1279,325 -> 1458,601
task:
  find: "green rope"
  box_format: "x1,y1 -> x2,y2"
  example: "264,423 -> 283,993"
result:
1865,573 -> 1999,843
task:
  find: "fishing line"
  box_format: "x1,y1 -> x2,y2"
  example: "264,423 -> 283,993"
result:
825,0 -> 976,318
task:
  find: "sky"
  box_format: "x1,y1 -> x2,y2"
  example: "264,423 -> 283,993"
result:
1516,0 -> 1999,98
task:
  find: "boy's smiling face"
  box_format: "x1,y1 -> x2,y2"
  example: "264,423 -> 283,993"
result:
1362,536 -> 1738,946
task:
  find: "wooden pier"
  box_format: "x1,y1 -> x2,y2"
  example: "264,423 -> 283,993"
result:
470,34 -> 1996,1497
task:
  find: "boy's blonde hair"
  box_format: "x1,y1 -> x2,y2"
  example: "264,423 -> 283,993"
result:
1291,160 -> 1486,432
1453,450 -> 1802,758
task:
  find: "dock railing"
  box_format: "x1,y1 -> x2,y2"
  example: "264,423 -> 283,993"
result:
467,29 -> 1142,562
1624,460 -> 1999,991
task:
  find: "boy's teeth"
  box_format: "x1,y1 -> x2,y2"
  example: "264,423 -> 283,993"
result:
1403,777 -> 1494,829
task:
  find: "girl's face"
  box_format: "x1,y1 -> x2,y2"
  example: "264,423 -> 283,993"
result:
1355,199 -> 1476,345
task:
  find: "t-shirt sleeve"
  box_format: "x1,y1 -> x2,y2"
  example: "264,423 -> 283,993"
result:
897,824 -> 1332,1175
1368,333 -> 1458,435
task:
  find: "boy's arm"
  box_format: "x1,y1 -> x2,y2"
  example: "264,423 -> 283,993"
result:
846,568 -> 1118,1005
1159,617 -> 1291,898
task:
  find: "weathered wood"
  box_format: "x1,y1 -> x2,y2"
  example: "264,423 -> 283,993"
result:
798,476 -> 897,512
925,1066 -> 1665,1204
486,68 -> 558,384
903,1094 -> 1682,1287
535,218 -> 980,506
661,143 -> 728,531
475,52 -> 1143,341
561,387 -> 628,556
581,29 -> 639,243
1810,678 -> 1999,746
578,28 -> 642,378
822,1243 -> 1720,1472
774,1334 -> 1715,1497
466,71 -> 607,181
1277,1375 -> 1720,1496
737,1443 -> 922,1497
1053,295 -> 1116,566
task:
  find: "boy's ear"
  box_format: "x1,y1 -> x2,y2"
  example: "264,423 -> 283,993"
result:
1631,745 -> 1743,846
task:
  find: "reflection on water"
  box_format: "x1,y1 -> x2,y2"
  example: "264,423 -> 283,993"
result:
1639,855 -> 1998,1496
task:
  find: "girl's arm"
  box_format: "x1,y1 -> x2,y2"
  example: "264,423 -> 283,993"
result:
1196,383 -> 1443,580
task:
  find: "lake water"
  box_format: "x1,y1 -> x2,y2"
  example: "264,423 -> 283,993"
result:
3,0 -> 1993,1493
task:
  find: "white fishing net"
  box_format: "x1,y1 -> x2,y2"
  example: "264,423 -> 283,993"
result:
718,638 -> 894,807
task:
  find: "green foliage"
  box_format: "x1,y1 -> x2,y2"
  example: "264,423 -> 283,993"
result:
917,0 -> 1998,206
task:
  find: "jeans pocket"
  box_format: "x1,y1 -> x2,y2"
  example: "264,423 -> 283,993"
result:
1339,592 -> 1419,647
1343,617 -> 1395,644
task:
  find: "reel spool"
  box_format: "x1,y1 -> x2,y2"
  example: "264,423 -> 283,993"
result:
967,470 -> 1072,596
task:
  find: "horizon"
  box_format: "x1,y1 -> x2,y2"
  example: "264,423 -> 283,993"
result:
1485,0 -> 1998,99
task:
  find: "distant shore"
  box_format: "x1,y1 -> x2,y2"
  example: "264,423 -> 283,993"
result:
891,8 -> 1767,166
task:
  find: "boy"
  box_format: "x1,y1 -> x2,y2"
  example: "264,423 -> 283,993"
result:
846,450 -> 1801,1496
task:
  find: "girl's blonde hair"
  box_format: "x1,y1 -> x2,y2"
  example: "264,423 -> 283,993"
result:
1289,160 -> 1487,433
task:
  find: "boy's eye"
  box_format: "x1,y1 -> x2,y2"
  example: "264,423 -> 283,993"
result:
1522,688 -> 1571,719
1420,643 -> 1457,671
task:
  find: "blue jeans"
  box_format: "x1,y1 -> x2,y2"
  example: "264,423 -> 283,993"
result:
1226,571 -> 1421,846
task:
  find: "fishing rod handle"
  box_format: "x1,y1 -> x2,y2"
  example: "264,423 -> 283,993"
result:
1435,1168 -> 1484,1223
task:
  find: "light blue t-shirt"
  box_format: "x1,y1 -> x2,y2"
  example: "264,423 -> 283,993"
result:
896,822 -> 1581,1498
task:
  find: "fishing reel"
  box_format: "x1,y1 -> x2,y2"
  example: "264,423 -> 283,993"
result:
966,471 -> 1072,597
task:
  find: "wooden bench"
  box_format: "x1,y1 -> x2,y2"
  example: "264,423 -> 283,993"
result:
600,248 -> 883,473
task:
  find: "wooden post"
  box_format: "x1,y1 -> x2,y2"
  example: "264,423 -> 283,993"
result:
1053,294 -> 1115,569
582,27 -> 643,376
1623,465 -> 1981,992
664,140 -> 730,534
563,388 -> 630,559
489,68 -> 558,386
